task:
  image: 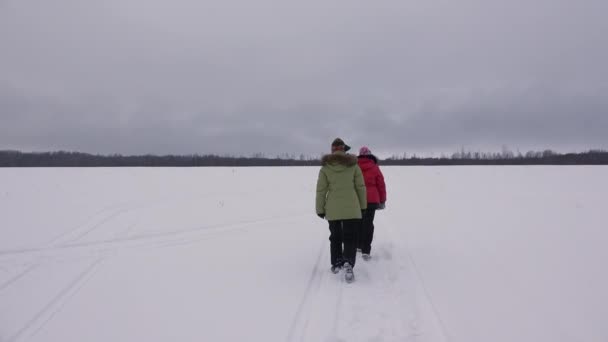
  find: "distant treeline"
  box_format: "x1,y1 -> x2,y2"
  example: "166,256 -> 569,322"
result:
1,149 -> 607,167
384,149 -> 608,166
0,150 -> 319,167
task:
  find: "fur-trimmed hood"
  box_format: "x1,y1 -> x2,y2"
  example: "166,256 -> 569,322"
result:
321,152 -> 358,169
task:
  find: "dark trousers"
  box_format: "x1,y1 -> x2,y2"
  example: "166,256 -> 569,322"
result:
328,219 -> 359,268
358,204 -> 378,254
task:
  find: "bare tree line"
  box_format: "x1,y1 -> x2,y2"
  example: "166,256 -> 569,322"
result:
0,150 -> 319,167
0,149 -> 607,167
384,148 -> 608,166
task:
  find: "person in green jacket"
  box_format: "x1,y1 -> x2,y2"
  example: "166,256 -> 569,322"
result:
316,138 -> 367,283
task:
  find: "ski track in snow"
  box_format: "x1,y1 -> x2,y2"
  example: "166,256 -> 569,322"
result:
1,201 -> 145,341
0,199 -> 314,342
2,199 -> 446,342
0,214 -> 310,264
6,258 -> 104,342
0,204 -> 133,291
3,167 -> 607,342
286,240 -> 327,342
382,216 -> 449,342
286,215 -> 447,342
0,206 -> 131,341
0,264 -> 39,292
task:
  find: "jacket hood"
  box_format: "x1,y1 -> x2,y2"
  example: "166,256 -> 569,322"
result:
322,152 -> 358,171
357,154 -> 378,170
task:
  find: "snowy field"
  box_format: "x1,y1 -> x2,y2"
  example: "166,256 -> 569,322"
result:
1,166 -> 607,342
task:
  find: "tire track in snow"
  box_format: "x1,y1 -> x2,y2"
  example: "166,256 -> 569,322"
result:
61,207 -> 132,243
288,216 -> 434,342
148,222 -> 283,251
378,237 -> 423,341
0,205 -> 133,295
4,203 -> 144,340
6,258 -> 103,342
0,204 -> 133,258
0,264 -> 39,292
2,192 -> 270,340
2,204 -> 138,340
45,203 -> 129,247
328,272 -> 345,341
1,212 -> 310,341
286,241 -> 326,342
0,195 -> 167,259
383,214 -> 450,342
287,227 -> 419,342
28,259 -> 104,341
0,214 -> 310,263
331,240 -> 421,342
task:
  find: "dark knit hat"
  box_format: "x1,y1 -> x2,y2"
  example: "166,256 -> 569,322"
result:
331,138 -> 351,152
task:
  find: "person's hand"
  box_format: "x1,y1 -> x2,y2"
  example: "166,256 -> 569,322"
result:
378,202 -> 386,210
317,213 -> 325,219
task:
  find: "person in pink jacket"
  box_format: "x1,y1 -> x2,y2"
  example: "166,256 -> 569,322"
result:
357,146 -> 387,260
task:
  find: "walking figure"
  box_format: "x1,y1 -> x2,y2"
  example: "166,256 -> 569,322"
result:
316,138 -> 367,283
357,146 -> 386,260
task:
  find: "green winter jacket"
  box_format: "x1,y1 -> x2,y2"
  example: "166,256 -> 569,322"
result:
316,151 -> 367,221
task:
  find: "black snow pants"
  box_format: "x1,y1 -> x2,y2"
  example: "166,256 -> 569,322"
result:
328,219 -> 359,268
358,203 -> 378,254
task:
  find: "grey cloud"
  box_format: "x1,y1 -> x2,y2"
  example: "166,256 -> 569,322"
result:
1,0 -> 607,156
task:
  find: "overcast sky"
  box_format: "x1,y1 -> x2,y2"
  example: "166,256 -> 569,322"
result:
1,0 -> 607,157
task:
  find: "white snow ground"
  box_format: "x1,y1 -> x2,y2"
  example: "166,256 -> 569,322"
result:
1,166 -> 607,342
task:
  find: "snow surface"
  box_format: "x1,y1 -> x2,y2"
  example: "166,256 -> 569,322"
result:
1,166 -> 607,342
